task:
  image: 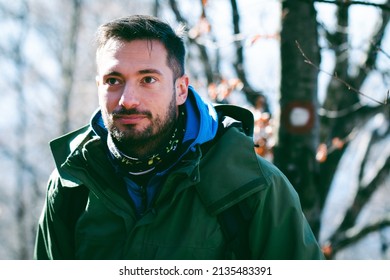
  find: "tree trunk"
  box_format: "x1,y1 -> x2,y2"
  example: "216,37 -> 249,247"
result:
60,0 -> 83,134
274,0 -> 321,235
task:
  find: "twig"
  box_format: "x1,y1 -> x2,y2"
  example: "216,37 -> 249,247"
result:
377,46 -> 390,60
296,40 -> 389,105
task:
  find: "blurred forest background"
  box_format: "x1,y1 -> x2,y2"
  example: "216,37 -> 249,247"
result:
0,0 -> 389,260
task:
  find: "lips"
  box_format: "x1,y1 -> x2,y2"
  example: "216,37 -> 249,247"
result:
114,114 -> 147,125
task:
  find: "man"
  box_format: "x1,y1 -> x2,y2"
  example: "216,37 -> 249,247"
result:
34,15 -> 325,260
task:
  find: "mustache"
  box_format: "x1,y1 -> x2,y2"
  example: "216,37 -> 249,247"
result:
112,107 -> 152,118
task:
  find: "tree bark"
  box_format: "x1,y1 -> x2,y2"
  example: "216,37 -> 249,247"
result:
274,0 -> 321,235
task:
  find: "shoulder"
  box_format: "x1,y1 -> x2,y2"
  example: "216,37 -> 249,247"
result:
200,124 -> 299,212
198,126 -> 269,214
48,125 -> 96,189
49,125 -> 94,169
50,125 -> 92,157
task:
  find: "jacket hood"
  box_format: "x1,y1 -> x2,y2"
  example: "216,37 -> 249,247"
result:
213,104 -> 254,138
182,85 -> 218,149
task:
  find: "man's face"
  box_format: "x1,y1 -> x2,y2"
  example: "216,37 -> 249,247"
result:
96,39 -> 188,154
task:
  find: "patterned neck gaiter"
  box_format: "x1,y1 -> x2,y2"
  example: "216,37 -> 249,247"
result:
107,107 -> 186,176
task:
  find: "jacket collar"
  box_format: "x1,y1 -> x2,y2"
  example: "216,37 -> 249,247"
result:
49,125 -> 94,187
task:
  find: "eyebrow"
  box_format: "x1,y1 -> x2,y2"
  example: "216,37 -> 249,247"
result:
138,69 -> 163,76
103,69 -> 163,77
104,71 -> 122,77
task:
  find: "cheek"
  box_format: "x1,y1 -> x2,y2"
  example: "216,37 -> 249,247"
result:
98,91 -> 117,111
97,93 -> 108,109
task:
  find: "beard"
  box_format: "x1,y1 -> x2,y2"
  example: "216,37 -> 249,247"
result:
103,95 -> 178,158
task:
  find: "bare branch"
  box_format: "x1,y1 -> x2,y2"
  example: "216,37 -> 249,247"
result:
326,216 -> 390,258
228,0 -> 261,105
296,40 -> 389,105
325,138 -> 390,257
312,0 -> 390,11
378,46 -> 390,60
353,1 -> 390,92
168,0 -> 214,84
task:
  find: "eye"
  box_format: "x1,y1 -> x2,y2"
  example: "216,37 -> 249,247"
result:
105,77 -> 121,85
142,76 -> 157,84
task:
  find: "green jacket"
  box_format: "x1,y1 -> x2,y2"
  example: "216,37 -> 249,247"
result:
34,109 -> 324,260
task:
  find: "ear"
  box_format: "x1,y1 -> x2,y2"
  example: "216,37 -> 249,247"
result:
175,75 -> 189,106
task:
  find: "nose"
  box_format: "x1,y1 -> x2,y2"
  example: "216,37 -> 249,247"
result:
119,84 -> 140,109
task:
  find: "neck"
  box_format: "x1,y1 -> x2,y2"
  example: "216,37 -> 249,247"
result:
106,107 -> 186,175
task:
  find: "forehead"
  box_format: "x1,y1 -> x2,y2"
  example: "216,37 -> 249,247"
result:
96,39 -> 171,76
97,39 -> 167,63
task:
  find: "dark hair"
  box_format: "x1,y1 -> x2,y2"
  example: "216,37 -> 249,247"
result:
95,15 -> 186,79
